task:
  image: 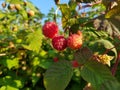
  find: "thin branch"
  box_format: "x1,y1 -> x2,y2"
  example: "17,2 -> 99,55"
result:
111,52 -> 120,76
78,0 -> 102,10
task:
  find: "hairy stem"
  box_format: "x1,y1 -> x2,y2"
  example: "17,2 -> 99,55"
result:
111,52 -> 120,76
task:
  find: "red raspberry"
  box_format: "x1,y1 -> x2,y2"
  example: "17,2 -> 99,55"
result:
52,35 -> 67,51
67,32 -> 82,50
42,22 -> 58,38
72,60 -> 79,68
53,57 -> 59,62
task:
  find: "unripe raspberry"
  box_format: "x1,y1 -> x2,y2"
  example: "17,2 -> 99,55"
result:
52,35 -> 67,51
42,22 -> 58,39
28,10 -> 35,16
72,60 -> 79,68
15,4 -> 21,10
1,2 -> 6,8
24,1 -> 27,6
67,32 -> 82,50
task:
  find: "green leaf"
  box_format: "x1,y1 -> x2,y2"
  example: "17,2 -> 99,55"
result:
101,79 -> 120,90
39,59 -> 53,69
32,73 -> 40,86
105,2 -> 120,18
19,9 -> 28,19
58,4 -> 71,29
23,30 -> 43,53
0,76 -> 24,89
81,60 -> 120,89
74,47 -> 93,64
0,11 -> 6,18
44,60 -> 73,90
0,86 -> 6,90
68,1 -> 77,11
0,58 -> 19,69
89,39 -> 117,59
8,0 -> 24,4
7,58 -> 19,69
32,57 -> 53,69
0,85 -> 19,90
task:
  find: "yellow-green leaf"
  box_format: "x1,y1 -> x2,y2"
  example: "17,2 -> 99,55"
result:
105,1 -> 120,18
105,6 -> 120,18
58,4 -> 71,29
23,30 -> 43,53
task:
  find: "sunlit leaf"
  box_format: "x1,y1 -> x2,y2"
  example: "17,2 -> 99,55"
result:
32,73 -> 40,86
0,76 -> 24,89
105,6 -> 120,18
23,30 -> 43,53
0,58 -> 19,69
19,9 -> 28,19
58,4 -> 71,29
0,11 -> 6,18
7,0 -> 24,4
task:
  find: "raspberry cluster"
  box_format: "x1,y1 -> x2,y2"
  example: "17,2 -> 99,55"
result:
42,21 -> 83,51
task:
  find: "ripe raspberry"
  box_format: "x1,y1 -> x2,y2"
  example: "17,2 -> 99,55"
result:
53,57 -> 59,62
52,35 -> 67,51
42,22 -> 58,39
72,60 -> 79,68
67,33 -> 82,50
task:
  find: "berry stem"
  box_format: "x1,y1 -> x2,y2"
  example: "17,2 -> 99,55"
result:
111,52 -> 120,76
102,46 -> 115,55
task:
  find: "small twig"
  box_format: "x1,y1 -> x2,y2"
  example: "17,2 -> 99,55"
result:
102,46 -> 116,55
111,52 -> 120,76
78,0 -> 102,10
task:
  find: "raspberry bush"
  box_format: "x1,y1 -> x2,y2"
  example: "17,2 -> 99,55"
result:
0,0 -> 120,90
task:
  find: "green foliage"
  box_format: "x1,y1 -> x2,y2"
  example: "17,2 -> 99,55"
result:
59,4 -> 71,29
74,47 -> 93,64
105,1 -> 120,18
0,58 -> 19,69
81,60 -> 120,89
0,0 -> 120,90
44,60 -> 73,90
6,0 -> 24,4
23,30 -> 43,53
89,39 -> 117,59
0,75 -> 24,90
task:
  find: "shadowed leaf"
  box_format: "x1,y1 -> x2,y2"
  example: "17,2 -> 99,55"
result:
44,60 -> 73,90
